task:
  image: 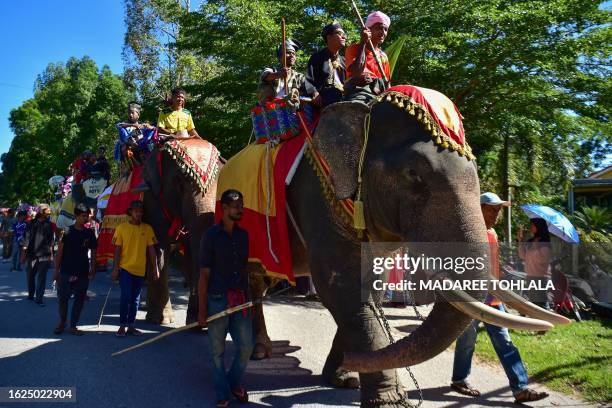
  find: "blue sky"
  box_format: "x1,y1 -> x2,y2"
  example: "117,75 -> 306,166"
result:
0,0 -> 126,157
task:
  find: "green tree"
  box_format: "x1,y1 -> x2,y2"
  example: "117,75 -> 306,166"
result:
0,57 -> 131,205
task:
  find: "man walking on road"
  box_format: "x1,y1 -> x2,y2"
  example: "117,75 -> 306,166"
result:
21,204 -> 56,305
199,189 -> 253,408
112,200 -> 159,337
1,208 -> 16,261
11,211 -> 27,272
450,192 -> 549,404
53,204 -> 97,335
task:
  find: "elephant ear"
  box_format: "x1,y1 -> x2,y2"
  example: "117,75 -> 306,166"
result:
313,101 -> 370,200
143,149 -> 162,197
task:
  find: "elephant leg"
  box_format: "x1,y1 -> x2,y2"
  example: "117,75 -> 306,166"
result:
146,251 -> 174,325
322,327 -> 360,389
334,303 -> 406,408
249,272 -> 272,360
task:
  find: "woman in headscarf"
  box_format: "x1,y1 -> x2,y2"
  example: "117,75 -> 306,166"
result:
518,218 -> 552,309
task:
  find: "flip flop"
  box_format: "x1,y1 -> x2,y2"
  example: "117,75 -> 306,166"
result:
451,381 -> 481,397
514,388 -> 549,403
232,387 -> 249,403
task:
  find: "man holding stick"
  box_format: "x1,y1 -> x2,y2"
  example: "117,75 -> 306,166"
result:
345,10 -> 391,102
199,189 -> 253,408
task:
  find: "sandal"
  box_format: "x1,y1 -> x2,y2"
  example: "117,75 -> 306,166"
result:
127,327 -> 143,336
216,400 -> 229,408
514,388 -> 549,403
53,323 -> 65,335
451,381 -> 481,397
232,387 -> 249,403
69,327 -> 85,336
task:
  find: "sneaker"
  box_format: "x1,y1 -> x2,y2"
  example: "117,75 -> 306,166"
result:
116,326 -> 127,337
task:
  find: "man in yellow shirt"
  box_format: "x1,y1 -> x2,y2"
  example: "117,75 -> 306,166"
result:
111,200 -> 159,337
157,87 -> 201,140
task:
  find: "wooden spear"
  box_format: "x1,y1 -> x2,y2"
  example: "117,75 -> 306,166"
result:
349,0 -> 389,85
111,300 -> 259,357
281,18 -> 289,96
97,285 -> 114,328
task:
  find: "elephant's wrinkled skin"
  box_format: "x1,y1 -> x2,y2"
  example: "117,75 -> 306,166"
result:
141,147 -> 219,324
258,101 -> 489,407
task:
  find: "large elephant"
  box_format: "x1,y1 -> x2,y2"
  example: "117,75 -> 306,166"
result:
140,142 -> 220,325
251,96 -> 567,407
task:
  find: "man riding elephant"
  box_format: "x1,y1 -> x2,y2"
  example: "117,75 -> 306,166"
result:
157,88 -> 201,140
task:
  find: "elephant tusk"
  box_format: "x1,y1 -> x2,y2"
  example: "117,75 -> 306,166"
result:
488,285 -> 571,325
440,283 -> 554,332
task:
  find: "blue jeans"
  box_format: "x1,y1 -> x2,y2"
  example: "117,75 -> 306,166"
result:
452,304 -> 528,394
11,241 -> 21,271
119,269 -> 144,326
207,292 -> 254,401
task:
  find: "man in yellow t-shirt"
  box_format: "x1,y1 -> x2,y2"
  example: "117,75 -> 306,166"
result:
157,87 -> 201,140
111,200 -> 159,337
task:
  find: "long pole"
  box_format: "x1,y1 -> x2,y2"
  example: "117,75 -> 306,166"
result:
349,0 -> 389,84
281,18 -> 289,95
111,300 -> 258,357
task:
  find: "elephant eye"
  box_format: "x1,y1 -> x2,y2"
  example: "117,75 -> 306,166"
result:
407,169 -> 423,183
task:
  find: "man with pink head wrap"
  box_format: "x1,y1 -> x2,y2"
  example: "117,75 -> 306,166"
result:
365,11 -> 391,29
344,10 -> 391,102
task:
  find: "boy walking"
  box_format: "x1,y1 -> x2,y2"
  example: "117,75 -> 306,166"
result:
112,200 -> 159,336
53,204 -> 97,335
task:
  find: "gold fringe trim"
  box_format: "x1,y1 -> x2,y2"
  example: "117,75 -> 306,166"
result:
163,142 -> 221,196
377,92 -> 476,161
303,145 -> 364,234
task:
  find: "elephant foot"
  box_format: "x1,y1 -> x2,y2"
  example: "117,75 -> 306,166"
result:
323,368 -> 360,389
362,389 -> 410,408
250,342 -> 272,360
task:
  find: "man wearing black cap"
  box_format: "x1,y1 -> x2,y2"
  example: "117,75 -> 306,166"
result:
111,200 -> 159,337
305,23 -> 347,107
258,39 -> 307,102
198,189 -> 253,407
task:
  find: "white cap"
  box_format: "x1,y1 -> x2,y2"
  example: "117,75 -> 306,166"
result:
480,192 -> 510,207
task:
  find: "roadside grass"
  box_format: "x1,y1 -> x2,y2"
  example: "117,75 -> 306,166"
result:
474,316 -> 611,403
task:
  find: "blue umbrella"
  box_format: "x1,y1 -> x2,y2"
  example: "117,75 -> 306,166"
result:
520,204 -> 580,243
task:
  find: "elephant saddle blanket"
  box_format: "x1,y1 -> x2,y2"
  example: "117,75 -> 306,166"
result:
96,165 -> 144,267
215,120 -> 316,284
383,85 -> 465,146
163,138 -> 220,195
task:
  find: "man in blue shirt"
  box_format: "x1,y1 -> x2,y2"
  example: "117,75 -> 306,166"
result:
198,189 -> 252,408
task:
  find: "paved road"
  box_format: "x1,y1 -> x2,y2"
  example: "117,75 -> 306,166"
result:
0,259 -> 594,407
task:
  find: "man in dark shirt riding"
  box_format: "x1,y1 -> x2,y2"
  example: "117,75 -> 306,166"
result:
198,189 -> 253,408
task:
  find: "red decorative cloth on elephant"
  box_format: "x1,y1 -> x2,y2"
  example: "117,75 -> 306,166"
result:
163,138 -> 220,195
379,85 -> 473,159
96,166 -> 144,266
215,104 -> 316,284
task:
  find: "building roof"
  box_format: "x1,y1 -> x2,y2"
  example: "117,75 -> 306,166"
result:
588,165 -> 612,179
